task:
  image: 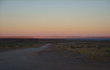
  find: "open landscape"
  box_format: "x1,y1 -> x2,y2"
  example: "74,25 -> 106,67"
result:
0,0 -> 109,70
0,38 -> 110,70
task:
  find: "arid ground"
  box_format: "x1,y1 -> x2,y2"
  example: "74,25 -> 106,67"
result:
0,39 -> 110,70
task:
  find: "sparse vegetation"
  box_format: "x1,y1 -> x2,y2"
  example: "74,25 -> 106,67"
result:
53,40 -> 110,61
0,39 -> 47,51
0,39 -> 110,61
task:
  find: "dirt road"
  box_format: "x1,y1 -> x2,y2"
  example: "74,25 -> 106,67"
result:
0,43 -> 110,70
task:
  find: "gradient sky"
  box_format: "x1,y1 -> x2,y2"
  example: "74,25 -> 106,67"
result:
0,0 -> 110,36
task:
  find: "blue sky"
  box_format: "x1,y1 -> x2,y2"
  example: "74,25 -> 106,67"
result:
0,0 -> 109,19
0,0 -> 110,36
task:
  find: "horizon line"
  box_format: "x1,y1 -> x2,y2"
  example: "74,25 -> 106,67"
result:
0,36 -> 110,39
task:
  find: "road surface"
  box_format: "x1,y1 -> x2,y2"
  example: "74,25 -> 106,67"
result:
0,43 -> 110,70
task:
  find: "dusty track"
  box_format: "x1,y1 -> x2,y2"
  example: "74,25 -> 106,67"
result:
0,43 -> 110,70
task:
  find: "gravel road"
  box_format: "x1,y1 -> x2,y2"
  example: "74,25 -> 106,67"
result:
0,43 -> 110,70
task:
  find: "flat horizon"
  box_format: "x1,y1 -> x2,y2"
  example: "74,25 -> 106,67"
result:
0,36 -> 110,39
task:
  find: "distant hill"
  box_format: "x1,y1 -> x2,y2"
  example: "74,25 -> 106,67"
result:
0,36 -> 110,40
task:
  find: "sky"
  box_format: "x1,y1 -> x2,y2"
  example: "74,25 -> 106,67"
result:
0,0 -> 110,37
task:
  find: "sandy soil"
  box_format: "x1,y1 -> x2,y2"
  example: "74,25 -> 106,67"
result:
0,43 -> 110,70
